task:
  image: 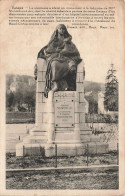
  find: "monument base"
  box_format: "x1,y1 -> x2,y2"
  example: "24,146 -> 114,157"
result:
16,141 -> 108,157
16,120 -> 108,157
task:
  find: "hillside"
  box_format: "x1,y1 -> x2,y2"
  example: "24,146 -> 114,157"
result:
6,74 -> 105,93
6,74 -> 105,113
84,80 -> 105,93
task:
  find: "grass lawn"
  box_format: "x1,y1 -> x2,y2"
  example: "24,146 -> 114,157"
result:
6,166 -> 118,189
6,151 -> 118,169
6,112 -> 35,124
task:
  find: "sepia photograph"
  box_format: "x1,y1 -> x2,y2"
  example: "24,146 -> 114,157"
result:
0,0 -> 125,195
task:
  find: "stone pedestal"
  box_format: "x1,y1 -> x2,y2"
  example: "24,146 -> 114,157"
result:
16,58 -> 108,157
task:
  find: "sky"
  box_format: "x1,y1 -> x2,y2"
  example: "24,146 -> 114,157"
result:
0,0 -> 124,84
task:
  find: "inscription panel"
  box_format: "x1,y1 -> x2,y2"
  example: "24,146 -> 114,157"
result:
55,100 -> 74,128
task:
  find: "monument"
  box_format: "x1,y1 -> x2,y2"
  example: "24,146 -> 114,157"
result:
16,24 -> 108,157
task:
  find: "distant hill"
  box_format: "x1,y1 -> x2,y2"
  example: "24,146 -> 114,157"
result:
6,74 -> 105,93
6,74 -> 35,91
84,81 -> 105,93
6,74 -> 105,113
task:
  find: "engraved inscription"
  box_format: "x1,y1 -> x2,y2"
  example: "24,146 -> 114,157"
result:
55,100 -> 74,128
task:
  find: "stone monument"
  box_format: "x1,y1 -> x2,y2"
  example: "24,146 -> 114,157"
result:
16,24 -> 108,157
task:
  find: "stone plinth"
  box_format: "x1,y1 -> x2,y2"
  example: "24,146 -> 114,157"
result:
16,58 -> 108,157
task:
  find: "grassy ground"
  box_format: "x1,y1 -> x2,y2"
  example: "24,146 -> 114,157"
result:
6,166 -> 118,189
6,151 -> 118,169
6,112 -> 118,124
6,151 -> 118,189
6,112 -> 35,124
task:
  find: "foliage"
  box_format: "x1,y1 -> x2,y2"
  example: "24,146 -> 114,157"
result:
85,113 -> 118,123
84,81 -> 105,114
104,64 -> 118,111
6,90 -> 14,108
6,74 -> 36,111
6,74 -> 14,88
86,93 -> 98,114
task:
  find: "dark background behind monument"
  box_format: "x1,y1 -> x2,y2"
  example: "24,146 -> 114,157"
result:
6,74 -> 105,114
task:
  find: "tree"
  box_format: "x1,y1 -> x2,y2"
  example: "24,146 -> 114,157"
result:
104,64 -> 118,111
6,74 -> 36,111
23,85 -> 36,112
6,90 -> 14,108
